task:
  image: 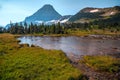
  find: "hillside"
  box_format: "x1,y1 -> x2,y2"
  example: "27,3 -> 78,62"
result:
69,6 -> 120,23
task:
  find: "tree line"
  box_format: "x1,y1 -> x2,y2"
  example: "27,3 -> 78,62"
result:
4,22 -> 67,34
0,21 -> 120,34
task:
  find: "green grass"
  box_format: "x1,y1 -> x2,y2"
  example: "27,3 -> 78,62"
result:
68,29 -> 120,36
11,28 -> 120,37
80,55 -> 120,73
0,33 -> 83,80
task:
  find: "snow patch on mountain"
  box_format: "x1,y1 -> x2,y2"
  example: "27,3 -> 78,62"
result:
60,19 -> 69,23
90,9 -> 99,13
48,20 -> 58,23
110,12 -> 115,15
35,18 -> 69,25
35,21 -> 44,23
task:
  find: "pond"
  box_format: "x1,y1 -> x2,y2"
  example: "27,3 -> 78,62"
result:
18,36 -> 120,61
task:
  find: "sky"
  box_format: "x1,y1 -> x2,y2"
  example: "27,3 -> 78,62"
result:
0,0 -> 120,26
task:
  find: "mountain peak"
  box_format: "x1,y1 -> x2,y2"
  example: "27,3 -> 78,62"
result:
25,4 -> 62,22
41,4 -> 54,10
43,4 -> 53,7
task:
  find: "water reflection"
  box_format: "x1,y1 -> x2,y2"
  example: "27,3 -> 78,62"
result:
18,36 -> 120,60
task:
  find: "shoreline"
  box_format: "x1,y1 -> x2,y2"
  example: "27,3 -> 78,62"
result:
13,33 -> 120,40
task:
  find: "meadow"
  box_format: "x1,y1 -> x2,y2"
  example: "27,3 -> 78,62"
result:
0,34 -> 84,80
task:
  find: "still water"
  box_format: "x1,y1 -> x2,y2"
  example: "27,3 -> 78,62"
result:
18,36 -> 120,61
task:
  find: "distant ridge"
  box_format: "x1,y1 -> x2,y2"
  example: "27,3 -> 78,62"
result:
69,6 -> 120,23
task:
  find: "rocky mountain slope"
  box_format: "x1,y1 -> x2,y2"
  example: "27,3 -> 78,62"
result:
69,6 -> 120,23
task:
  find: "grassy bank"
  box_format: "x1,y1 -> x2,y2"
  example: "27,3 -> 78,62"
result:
67,29 -> 120,36
80,55 -> 120,73
13,29 -> 120,37
0,33 -> 84,80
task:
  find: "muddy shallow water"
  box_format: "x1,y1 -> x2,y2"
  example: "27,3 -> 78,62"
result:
18,36 -> 120,61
